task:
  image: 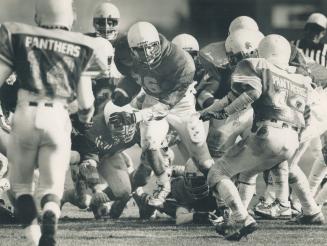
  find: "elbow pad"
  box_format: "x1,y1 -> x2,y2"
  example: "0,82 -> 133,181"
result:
224,90 -> 260,115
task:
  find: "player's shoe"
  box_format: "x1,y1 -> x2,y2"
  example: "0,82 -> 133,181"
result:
286,211 -> 325,225
38,210 -> 57,246
254,199 -> 291,220
215,215 -> 257,241
133,193 -> 156,219
290,200 -> 302,217
109,196 -> 130,219
148,180 -> 171,207
0,199 -> 16,224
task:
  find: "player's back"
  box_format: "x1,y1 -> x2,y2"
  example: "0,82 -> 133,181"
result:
0,22 -> 108,101
235,58 -> 312,127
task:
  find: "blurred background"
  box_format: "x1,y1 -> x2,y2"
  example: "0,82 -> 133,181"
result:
1,0 -> 327,47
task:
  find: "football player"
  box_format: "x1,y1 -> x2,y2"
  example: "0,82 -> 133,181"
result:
172,33 -> 206,84
62,101 -> 140,219
133,168 -> 222,225
0,0 -> 112,245
91,2 -> 121,45
201,34 -> 318,240
110,22 -> 214,207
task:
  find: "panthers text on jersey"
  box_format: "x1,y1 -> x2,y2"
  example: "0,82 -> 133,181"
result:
0,22 -> 110,101
231,58 -> 312,128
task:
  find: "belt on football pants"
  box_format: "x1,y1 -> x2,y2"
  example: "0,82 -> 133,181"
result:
28,101 -> 68,109
257,119 -> 300,133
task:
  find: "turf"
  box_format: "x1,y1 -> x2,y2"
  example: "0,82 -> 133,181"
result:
1,147 -> 327,245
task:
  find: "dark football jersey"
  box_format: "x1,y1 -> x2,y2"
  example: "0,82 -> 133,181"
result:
114,34 -> 195,107
0,22 -> 110,101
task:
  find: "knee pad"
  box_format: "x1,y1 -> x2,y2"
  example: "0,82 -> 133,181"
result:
16,194 -> 38,226
186,114 -> 206,145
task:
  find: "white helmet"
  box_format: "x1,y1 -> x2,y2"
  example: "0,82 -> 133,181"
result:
228,16 -> 259,34
93,2 -> 120,41
225,29 -> 264,66
306,13 -> 327,29
35,0 -> 75,30
172,33 -> 199,56
258,34 -> 291,69
127,22 -> 161,68
104,101 -> 137,143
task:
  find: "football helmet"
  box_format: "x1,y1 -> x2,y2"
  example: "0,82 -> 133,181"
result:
34,0 -> 75,30
306,13 -> 327,29
225,29 -> 264,66
93,2 -> 120,41
172,33 -> 199,58
127,22 -> 162,69
183,172 -> 209,200
228,16 -> 259,34
104,101 -> 136,144
258,34 -> 291,69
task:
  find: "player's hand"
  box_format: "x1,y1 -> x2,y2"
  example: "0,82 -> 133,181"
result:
199,110 -> 229,121
90,191 -> 110,209
108,111 -> 136,127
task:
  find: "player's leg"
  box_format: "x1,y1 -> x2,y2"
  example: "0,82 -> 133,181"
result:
8,105 -> 40,245
254,161 -> 291,219
309,137 -> 327,196
97,153 -> 132,218
288,164 -> 324,224
37,106 -> 71,246
208,125 -> 299,240
140,117 -> 171,207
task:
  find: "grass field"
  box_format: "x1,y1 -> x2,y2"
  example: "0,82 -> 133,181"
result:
1,147 -> 327,245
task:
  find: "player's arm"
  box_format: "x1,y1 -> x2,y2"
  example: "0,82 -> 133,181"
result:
196,75 -> 220,109
112,76 -> 141,106
0,24 -> 14,90
200,59 -> 262,121
78,37 -> 115,123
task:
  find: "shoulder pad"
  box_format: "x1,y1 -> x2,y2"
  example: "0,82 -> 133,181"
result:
199,41 -> 229,69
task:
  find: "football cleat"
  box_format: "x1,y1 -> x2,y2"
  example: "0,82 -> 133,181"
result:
109,197 -> 130,219
0,200 -> 16,224
38,210 -> 57,246
148,183 -> 170,207
133,193 -> 156,220
254,199 -> 291,220
286,211 -> 325,225
215,215 -> 257,241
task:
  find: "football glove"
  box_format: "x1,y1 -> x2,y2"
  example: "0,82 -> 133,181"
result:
199,109 -> 229,121
108,111 -> 137,127
90,191 -> 111,219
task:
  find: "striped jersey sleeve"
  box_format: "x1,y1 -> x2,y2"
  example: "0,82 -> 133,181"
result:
231,58 -> 263,94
